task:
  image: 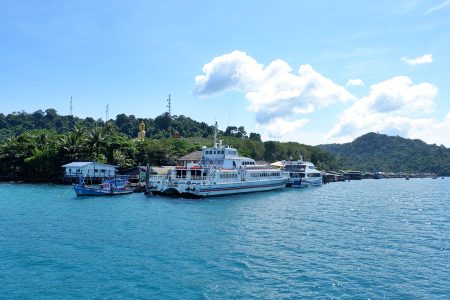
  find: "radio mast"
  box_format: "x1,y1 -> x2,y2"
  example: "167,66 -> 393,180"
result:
70,97 -> 73,116
106,104 -> 109,122
166,94 -> 171,117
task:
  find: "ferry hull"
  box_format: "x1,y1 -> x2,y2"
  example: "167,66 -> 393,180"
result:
149,179 -> 287,198
286,178 -> 322,188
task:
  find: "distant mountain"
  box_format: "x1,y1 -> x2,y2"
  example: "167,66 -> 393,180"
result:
318,132 -> 450,175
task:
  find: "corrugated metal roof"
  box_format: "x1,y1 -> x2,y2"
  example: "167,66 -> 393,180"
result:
61,162 -> 117,168
61,162 -> 92,167
177,151 -> 202,161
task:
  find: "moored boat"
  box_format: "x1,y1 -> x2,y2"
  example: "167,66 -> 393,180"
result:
278,158 -> 323,188
372,171 -> 384,179
73,176 -> 133,196
146,123 -> 288,197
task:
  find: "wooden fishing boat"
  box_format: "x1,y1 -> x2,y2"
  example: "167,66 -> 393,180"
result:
73,176 -> 133,196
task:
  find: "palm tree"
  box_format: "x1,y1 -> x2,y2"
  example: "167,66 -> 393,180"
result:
88,127 -> 107,157
58,125 -> 87,161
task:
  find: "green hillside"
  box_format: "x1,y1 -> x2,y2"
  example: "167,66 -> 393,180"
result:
0,109 -> 341,182
318,132 -> 450,175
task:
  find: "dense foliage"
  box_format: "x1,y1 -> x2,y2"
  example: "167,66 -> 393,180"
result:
319,132 -> 450,175
0,109 -> 341,182
0,109 -> 217,141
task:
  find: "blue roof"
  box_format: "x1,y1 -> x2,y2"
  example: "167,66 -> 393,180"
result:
61,162 -> 117,168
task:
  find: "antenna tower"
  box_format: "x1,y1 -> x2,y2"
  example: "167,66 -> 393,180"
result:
106,104 -> 109,122
70,96 -> 73,116
166,94 -> 171,117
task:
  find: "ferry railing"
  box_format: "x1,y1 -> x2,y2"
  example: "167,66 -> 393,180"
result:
148,174 -> 215,183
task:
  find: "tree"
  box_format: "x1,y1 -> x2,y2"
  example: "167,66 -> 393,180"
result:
249,132 -> 261,142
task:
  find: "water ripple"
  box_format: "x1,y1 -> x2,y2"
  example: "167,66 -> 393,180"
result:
0,179 -> 449,299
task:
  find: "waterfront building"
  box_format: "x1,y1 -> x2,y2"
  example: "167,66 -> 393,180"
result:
62,162 -> 117,182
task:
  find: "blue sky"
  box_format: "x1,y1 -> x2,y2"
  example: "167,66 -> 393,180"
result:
1,0 -> 450,145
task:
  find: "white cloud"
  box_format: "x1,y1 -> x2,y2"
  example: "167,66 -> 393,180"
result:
195,50 -> 355,138
325,76 -> 441,144
401,54 -> 433,65
256,117 -> 310,139
425,0 -> 450,14
195,51 -> 264,95
346,78 -> 364,87
411,113 -> 450,146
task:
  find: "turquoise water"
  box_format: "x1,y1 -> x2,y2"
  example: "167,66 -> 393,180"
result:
1,179 -> 449,299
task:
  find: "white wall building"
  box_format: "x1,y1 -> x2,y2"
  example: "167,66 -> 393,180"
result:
62,162 -> 117,178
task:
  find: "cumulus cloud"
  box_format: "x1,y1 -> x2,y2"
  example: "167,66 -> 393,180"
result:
195,51 -> 355,138
346,78 -> 365,87
256,117 -> 310,139
325,76 -> 440,144
401,54 -> 433,65
195,51 -> 263,94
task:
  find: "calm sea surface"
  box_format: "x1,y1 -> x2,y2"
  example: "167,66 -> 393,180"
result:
1,178 -> 449,299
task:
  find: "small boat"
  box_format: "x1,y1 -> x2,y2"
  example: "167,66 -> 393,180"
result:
278,157 -> 323,188
405,176 -> 410,180
372,171 -> 384,179
73,176 -> 133,196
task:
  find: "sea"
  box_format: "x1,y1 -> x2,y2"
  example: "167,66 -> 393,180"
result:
1,178 -> 449,299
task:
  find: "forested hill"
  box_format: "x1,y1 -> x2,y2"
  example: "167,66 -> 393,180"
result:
0,109 -> 218,141
318,132 -> 450,175
0,109 -> 341,182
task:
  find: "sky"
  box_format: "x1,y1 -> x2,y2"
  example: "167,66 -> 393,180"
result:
1,0 -> 450,146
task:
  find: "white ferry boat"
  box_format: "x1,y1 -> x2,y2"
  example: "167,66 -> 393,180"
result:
146,124 -> 288,197
280,158 -> 322,188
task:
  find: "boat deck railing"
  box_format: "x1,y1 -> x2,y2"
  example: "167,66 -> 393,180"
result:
148,175 -> 215,182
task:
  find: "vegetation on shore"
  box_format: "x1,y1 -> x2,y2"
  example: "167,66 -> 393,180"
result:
319,132 -> 450,175
0,109 -> 340,182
